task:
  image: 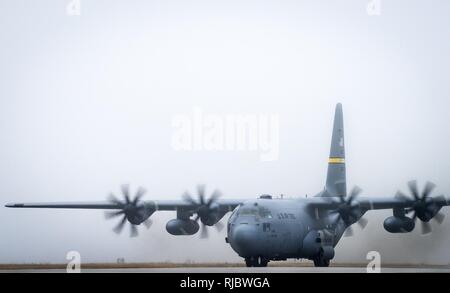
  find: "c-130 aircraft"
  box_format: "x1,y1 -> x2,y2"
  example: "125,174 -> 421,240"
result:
6,104 -> 449,267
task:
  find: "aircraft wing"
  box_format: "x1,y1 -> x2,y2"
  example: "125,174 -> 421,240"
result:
4,185 -> 244,237
5,183 -> 242,214
359,196 -> 449,210
308,195 -> 450,211
5,201 -> 125,209
307,182 -> 449,234
5,199 -> 242,212
5,198 -> 243,237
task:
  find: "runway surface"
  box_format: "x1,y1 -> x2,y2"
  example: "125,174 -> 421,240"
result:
2,267 -> 450,273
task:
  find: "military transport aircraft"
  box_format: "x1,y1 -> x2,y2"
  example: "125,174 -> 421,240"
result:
5,104 -> 449,267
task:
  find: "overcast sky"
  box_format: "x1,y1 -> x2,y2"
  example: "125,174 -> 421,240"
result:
1,0 -> 450,264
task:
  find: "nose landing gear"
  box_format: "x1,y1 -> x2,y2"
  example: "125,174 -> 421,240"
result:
245,256 -> 269,267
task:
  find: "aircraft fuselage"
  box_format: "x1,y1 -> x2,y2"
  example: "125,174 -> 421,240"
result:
226,197 -> 344,266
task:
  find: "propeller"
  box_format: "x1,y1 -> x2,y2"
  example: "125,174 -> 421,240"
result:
182,185 -> 224,238
105,184 -> 152,237
395,180 -> 445,235
328,186 -> 368,237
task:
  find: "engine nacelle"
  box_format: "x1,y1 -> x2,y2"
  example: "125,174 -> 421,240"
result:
166,219 -> 200,235
126,205 -> 155,225
383,216 -> 415,233
199,203 -> 227,226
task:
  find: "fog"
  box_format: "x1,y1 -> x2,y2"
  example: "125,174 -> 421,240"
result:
1,0 -> 450,265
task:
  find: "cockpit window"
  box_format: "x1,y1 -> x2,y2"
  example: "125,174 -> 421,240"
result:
259,207 -> 273,218
238,207 -> 258,216
229,207 -> 238,220
237,206 -> 272,218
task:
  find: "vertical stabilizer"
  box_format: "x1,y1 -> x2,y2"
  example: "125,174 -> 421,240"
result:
324,103 -> 346,197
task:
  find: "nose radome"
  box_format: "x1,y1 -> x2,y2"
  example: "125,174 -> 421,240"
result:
230,225 -> 258,257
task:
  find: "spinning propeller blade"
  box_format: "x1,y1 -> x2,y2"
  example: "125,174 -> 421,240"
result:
106,185 -> 150,237
182,185 -> 224,238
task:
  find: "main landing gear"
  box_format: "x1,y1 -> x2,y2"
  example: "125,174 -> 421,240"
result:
313,249 -> 331,267
245,256 -> 269,267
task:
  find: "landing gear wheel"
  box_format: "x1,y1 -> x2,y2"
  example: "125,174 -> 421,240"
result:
245,258 -> 253,267
245,256 -> 269,267
257,256 -> 269,267
313,249 -> 330,267
313,258 -> 330,267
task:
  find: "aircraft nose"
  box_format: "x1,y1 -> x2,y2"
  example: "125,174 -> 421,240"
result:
230,224 -> 259,257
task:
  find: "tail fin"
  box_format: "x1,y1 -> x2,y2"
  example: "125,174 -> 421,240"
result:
324,103 -> 346,197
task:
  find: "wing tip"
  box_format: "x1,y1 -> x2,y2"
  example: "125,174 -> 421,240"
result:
5,203 -> 23,208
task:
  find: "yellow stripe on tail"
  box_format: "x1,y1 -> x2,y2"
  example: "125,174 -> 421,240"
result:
328,157 -> 345,164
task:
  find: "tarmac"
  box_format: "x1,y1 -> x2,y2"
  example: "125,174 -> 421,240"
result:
2,266 -> 450,273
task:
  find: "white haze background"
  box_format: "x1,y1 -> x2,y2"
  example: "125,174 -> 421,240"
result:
1,0 -> 450,264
